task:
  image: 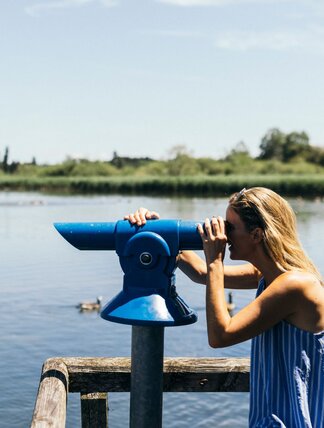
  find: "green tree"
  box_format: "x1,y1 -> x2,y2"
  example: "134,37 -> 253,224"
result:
306,145 -> 324,166
165,144 -> 199,176
259,129 -> 286,161
282,131 -> 310,162
167,155 -> 201,176
1,146 -> 9,173
225,141 -> 250,159
167,144 -> 193,159
111,151 -> 124,168
224,141 -> 254,174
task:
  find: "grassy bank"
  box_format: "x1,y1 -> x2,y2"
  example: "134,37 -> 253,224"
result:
1,175 -> 324,197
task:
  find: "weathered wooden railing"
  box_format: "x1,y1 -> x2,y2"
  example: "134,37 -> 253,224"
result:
30,357 -> 250,427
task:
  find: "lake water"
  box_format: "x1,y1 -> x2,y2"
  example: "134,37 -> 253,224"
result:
0,192 -> 323,428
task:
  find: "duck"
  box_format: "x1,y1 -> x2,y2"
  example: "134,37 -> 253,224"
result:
77,296 -> 103,312
226,292 -> 236,313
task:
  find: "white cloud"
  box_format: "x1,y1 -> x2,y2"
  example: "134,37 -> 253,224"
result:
25,0 -> 118,17
214,27 -> 324,53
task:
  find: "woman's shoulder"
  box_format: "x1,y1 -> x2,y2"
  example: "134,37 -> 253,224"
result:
275,270 -> 321,290
269,270 -> 323,305
277,271 -> 324,332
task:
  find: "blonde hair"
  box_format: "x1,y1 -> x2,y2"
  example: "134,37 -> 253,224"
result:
229,187 -> 322,283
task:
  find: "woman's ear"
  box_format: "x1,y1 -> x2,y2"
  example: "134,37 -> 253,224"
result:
251,227 -> 263,243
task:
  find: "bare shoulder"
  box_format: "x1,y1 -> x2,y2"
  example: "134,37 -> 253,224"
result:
275,270 -> 322,295
274,271 -> 324,332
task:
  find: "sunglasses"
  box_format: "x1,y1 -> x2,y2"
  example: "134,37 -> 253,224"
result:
233,187 -> 246,201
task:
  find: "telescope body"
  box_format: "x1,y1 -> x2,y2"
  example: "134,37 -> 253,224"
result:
54,219 -> 203,252
54,219 -> 204,326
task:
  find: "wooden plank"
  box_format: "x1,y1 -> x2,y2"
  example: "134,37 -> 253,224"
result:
163,357 -> 250,392
81,392 -> 108,428
62,357 -> 250,393
65,357 -> 131,393
30,358 -> 68,428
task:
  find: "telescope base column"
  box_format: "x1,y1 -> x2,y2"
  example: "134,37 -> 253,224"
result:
130,325 -> 164,428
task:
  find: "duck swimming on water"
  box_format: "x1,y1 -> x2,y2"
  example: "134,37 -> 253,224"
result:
77,296 -> 102,312
227,292 -> 236,313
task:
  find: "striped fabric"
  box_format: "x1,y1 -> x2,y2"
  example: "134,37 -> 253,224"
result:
249,277 -> 324,428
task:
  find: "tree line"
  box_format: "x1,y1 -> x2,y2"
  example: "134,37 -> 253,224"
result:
1,128 -> 324,177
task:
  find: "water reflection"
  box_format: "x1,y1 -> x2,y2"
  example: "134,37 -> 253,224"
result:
0,192 -> 323,427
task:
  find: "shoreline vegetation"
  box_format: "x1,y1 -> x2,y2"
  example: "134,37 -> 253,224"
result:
1,129 -> 324,197
1,175 -> 324,198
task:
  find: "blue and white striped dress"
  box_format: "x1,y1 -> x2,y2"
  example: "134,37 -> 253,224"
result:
249,278 -> 324,427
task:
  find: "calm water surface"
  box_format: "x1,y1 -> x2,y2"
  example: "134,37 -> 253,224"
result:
0,192 -> 323,427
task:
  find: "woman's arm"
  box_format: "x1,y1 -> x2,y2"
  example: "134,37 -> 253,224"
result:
178,251 -> 259,289
197,217 -> 318,348
205,269 -> 316,348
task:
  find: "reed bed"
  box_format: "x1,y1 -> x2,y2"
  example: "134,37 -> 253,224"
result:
1,175 -> 324,197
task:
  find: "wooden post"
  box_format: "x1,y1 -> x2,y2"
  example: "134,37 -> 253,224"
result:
81,392 -> 108,428
31,358 -> 68,428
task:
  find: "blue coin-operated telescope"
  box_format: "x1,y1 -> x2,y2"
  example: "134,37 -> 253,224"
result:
54,219 -> 203,327
54,218 -> 204,428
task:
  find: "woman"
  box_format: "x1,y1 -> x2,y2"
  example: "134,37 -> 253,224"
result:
125,187 -> 324,427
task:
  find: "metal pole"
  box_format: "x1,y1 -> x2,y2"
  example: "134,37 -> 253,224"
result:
130,325 -> 164,428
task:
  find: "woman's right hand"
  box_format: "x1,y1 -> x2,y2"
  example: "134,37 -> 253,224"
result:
124,207 -> 160,226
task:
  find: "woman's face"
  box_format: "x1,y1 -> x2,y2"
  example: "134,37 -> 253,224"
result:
225,206 -> 256,261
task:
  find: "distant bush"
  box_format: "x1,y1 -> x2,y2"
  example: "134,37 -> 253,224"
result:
69,161 -> 118,177
37,160 -> 76,177
35,160 -> 119,177
257,159 -> 324,175
135,161 -> 169,176
165,155 -> 202,176
15,164 -> 43,176
195,158 -> 228,175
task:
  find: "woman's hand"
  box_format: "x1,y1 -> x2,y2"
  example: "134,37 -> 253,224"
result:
197,217 -> 227,265
124,207 -> 160,226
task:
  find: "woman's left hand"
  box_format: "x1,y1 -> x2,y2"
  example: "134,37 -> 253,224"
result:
197,217 -> 227,265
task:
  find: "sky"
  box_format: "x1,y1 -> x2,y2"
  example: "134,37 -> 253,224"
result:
1,0 -> 324,164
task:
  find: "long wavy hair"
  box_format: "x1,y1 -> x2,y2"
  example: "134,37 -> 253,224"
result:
229,187 -> 322,283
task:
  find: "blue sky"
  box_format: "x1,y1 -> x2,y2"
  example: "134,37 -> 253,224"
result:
1,0 -> 324,164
